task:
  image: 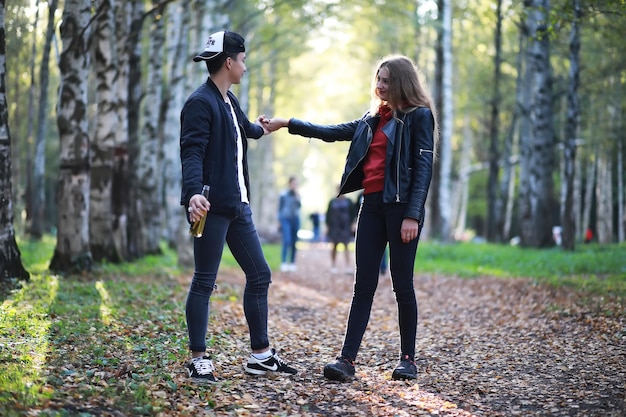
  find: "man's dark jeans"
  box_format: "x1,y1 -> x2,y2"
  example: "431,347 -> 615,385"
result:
186,202 -> 272,352
340,192 -> 422,361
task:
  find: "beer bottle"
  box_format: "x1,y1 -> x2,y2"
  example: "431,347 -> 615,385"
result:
189,185 -> 210,238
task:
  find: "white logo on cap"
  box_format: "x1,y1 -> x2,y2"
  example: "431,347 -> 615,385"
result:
203,31 -> 225,53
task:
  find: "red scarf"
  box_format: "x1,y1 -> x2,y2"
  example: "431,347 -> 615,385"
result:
378,104 -> 393,124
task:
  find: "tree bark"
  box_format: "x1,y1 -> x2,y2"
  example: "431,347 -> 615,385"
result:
431,0 -> 453,241
125,0 -> 145,259
249,54 -> 278,241
138,5 -> 165,255
49,0 -> 93,273
560,0 -> 581,251
618,140 -> 624,242
159,2 -> 192,265
581,147 -> 597,242
487,0 -> 502,242
111,0 -> 130,262
90,0 -> 122,262
426,0 -> 444,241
25,0 -> 39,236
0,0 -> 29,282
452,116 -> 473,240
595,149 -> 613,244
519,0 -> 556,248
31,0 -> 58,239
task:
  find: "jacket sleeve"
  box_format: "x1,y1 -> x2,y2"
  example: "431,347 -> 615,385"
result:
406,108 -> 435,222
180,97 -> 211,205
288,118 -> 360,142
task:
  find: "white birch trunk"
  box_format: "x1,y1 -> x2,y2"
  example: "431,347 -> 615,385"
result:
437,0 -> 453,241
595,150 -> 613,244
112,0 -> 131,260
50,0 -> 93,273
249,58 -> 279,241
0,0 -> 29,280
519,0 -> 556,248
91,0 -> 122,262
453,116 -> 472,240
160,2 -> 191,264
138,7 -> 165,255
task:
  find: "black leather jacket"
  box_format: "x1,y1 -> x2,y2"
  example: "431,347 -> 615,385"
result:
288,107 -> 435,222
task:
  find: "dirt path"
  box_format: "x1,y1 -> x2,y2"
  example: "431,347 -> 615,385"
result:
205,244 -> 625,416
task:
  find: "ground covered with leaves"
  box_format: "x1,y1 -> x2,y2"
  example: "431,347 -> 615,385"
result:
9,246 -> 626,416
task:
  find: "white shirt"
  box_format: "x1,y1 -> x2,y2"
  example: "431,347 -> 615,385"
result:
225,97 -> 249,204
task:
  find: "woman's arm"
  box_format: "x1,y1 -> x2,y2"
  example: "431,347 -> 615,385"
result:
268,117 -> 360,142
406,108 -> 435,222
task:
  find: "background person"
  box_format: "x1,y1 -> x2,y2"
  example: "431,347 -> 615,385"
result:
326,189 -> 356,274
278,176 -> 301,272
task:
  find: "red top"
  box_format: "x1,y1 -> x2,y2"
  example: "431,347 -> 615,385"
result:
362,105 -> 393,194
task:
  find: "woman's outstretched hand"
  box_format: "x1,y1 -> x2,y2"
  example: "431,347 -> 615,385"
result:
267,118 -> 289,132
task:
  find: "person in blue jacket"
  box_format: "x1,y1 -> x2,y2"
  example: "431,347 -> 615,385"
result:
180,30 -> 297,384
268,55 -> 438,382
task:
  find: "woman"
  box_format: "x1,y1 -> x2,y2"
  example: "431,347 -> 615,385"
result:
268,55 -> 437,381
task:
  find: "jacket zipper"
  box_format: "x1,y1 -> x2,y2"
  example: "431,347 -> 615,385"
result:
420,149 -> 434,155
343,122 -> 374,191
395,117 -> 405,202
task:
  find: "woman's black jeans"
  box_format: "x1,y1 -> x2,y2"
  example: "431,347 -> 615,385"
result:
186,202 -> 272,352
340,192 -> 422,361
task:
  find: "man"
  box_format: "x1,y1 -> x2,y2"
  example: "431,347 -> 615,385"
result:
277,176 -> 301,272
180,30 -> 297,383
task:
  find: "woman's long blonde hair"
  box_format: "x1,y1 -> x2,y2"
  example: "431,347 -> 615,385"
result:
370,55 -> 439,150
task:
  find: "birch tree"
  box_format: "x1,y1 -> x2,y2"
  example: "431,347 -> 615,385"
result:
595,149 -> 613,244
91,0 -> 122,262
430,0 -> 453,241
518,0 -> 556,248
138,4 -> 165,255
25,0 -> 39,234
111,0 -> 131,261
560,0 -> 581,250
125,0 -> 145,259
49,0 -> 93,273
31,0 -> 58,239
0,0 -> 29,282
161,1 -> 190,261
486,0 -> 503,242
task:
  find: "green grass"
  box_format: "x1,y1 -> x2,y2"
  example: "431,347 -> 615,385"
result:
416,241 -> 626,295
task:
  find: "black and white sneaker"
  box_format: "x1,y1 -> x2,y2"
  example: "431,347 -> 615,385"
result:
244,348 -> 298,375
187,356 -> 218,384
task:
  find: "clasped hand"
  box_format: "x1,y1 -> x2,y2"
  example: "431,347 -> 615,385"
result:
255,116 -> 289,134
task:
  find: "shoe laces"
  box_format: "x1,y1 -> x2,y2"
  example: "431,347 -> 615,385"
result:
193,357 -> 215,375
271,351 -> 289,366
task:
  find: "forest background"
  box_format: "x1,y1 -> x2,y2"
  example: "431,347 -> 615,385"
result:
1,0 -> 625,280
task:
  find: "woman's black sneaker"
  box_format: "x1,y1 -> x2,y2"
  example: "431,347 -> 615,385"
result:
323,356 -> 355,381
391,354 -> 417,380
